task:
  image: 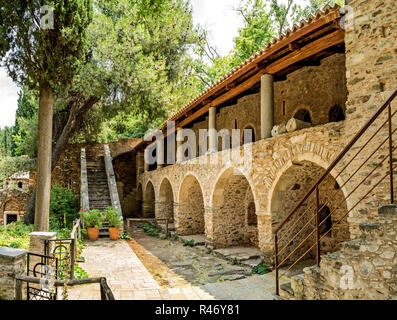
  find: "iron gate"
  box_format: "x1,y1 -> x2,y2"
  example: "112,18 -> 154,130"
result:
26,252 -> 58,300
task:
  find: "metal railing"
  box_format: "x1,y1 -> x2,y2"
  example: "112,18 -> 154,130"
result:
274,87 -> 397,295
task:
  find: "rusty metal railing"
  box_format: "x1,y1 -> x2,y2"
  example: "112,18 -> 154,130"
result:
274,87 -> 397,295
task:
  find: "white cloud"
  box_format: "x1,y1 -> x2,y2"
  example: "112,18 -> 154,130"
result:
190,0 -> 244,56
0,68 -> 19,128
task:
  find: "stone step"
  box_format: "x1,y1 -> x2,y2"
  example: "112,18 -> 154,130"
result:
280,282 -> 295,300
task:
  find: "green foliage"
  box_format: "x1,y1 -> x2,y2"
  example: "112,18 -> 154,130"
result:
49,185 -> 80,230
142,222 -> 161,237
80,208 -> 104,228
74,264 -> 89,279
0,0 -> 93,94
252,261 -> 267,275
119,232 -> 131,240
182,239 -> 194,247
231,257 -> 238,265
0,156 -> 36,184
103,206 -> 122,228
0,221 -> 34,250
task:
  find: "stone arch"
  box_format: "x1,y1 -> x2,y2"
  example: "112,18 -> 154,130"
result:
176,174 -> 205,235
1,197 -> 22,212
143,180 -> 155,218
1,198 -> 23,226
209,167 -> 258,247
269,159 -> 350,265
157,177 -> 174,222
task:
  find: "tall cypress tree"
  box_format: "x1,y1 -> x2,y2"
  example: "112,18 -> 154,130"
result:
0,1 -> 93,231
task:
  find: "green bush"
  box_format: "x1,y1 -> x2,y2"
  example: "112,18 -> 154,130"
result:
49,185 -> 79,230
80,209 -> 103,228
104,206 -> 122,228
252,262 -> 267,275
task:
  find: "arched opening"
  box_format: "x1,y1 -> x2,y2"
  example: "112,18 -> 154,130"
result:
270,160 -> 350,265
211,168 -> 258,248
294,109 -> 311,123
143,181 -> 155,218
176,175 -> 205,235
328,104 -> 345,122
242,125 -> 255,144
158,178 -> 174,222
17,181 -> 23,189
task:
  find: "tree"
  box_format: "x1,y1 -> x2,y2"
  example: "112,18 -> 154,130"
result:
0,0 -> 93,231
18,0 -> 202,224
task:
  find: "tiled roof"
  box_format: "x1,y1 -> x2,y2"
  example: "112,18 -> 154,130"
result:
162,3 -> 342,128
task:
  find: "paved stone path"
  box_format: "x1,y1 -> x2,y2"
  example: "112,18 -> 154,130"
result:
67,239 -> 214,300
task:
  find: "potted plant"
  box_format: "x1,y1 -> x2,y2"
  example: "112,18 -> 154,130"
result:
80,208 -> 103,241
104,206 -> 122,240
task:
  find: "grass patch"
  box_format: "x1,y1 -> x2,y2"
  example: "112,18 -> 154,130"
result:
0,221 -> 33,250
182,239 -> 194,247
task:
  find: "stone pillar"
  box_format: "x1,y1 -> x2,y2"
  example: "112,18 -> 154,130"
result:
208,106 -> 217,153
29,232 -> 56,269
176,128 -> 183,163
0,247 -> 27,300
144,148 -> 150,172
157,139 -> 164,169
260,74 -> 274,139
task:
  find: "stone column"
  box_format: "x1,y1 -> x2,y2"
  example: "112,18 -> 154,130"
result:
208,106 -> 217,153
0,247 -> 27,300
176,128 -> 183,163
157,139 -> 164,169
260,74 -> 274,139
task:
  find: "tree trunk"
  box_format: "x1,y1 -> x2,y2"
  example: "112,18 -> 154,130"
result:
34,83 -> 54,231
24,96 -> 100,225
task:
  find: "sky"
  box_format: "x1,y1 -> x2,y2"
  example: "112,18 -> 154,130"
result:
0,0 -> 310,129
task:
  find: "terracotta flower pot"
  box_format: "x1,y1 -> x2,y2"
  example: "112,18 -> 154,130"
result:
109,227 -> 120,240
87,227 -> 99,241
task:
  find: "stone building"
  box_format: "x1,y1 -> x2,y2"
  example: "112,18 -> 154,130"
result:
2,172 -> 34,191
115,2 -> 395,299
51,1 -> 396,299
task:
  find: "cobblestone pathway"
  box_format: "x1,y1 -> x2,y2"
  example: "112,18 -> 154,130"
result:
67,239 -> 214,300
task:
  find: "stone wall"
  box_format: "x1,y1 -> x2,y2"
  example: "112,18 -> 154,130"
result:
274,53 -> 347,126
283,205 -> 397,300
0,247 -> 27,300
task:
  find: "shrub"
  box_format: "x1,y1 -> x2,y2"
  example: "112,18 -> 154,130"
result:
50,185 -> 79,230
119,232 -> 131,240
251,262 -> 267,275
104,206 -> 122,228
